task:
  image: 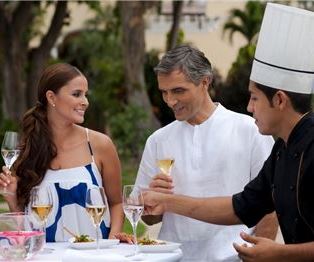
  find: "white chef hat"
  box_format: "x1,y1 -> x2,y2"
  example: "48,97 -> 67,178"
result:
250,3 -> 314,94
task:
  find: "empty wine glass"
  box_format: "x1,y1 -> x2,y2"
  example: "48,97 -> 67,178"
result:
123,185 -> 144,255
85,186 -> 107,250
156,158 -> 175,176
0,131 -> 20,195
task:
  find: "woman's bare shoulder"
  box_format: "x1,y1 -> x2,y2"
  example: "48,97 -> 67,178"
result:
87,129 -> 120,167
87,129 -> 114,149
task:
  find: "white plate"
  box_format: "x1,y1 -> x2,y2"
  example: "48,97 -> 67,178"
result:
69,237 -> 120,249
138,240 -> 181,253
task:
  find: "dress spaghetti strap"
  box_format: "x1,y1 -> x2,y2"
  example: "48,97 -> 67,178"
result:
85,128 -> 95,163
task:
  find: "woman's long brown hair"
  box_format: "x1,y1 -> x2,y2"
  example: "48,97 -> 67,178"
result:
15,63 -> 83,208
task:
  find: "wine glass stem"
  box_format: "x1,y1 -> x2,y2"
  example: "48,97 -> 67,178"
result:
132,222 -> 138,254
96,225 -> 99,250
41,220 -> 47,251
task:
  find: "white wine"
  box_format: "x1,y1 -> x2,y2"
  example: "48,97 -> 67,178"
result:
86,206 -> 106,226
157,159 -> 175,175
1,149 -> 20,169
123,204 -> 144,225
31,205 -> 52,221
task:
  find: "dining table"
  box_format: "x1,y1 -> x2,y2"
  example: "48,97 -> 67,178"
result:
5,242 -> 182,262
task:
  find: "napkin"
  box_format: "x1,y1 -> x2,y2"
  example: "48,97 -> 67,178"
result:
62,249 -> 130,262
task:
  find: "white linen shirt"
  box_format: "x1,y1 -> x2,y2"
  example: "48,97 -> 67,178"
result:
135,104 -> 274,262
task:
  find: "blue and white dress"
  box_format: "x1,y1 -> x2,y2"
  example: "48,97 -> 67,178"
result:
28,129 -> 110,242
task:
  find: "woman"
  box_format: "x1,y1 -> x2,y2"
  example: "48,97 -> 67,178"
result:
0,63 -> 124,242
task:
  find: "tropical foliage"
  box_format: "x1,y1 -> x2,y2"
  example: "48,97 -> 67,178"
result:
59,4 -> 152,160
223,1 -> 266,45
215,44 -> 256,115
217,1 -> 265,115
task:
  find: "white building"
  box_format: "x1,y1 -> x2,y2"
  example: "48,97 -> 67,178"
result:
36,1 -> 247,79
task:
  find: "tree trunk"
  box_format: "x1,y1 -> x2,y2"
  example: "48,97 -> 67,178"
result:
119,1 -> 159,130
167,1 -> 184,51
0,2 -> 68,122
27,1 -> 68,108
0,2 -> 35,122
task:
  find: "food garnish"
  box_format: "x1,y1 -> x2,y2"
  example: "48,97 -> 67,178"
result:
74,234 -> 94,243
138,237 -> 166,245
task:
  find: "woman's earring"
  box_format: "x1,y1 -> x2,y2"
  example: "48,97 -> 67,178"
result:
52,103 -> 56,107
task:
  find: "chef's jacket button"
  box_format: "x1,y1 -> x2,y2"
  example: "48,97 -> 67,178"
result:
294,218 -> 299,223
294,153 -> 299,158
290,185 -> 295,190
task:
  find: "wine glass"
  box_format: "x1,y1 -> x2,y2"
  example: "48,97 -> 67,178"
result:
30,186 -> 53,235
1,131 -> 20,169
29,185 -> 53,253
85,186 -> 107,250
156,158 -> 175,176
0,131 -> 20,195
123,185 -> 144,255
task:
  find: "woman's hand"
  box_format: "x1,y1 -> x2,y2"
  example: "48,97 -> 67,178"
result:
0,166 -> 18,197
112,232 -> 135,244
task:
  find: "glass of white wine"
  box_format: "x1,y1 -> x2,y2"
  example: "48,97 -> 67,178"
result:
85,186 -> 107,250
30,185 -> 53,252
123,185 -> 144,255
156,158 -> 175,176
30,186 -> 53,230
0,131 -> 20,195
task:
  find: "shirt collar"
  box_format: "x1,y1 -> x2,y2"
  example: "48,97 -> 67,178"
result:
287,112 -> 314,146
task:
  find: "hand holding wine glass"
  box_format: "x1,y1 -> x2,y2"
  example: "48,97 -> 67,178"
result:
0,131 -> 20,195
148,157 -> 175,195
123,185 -> 144,255
85,186 -> 107,250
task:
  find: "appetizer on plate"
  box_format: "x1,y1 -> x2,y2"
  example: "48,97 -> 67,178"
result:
138,237 -> 166,245
73,234 -> 94,243
68,237 -> 119,249
137,238 -> 181,252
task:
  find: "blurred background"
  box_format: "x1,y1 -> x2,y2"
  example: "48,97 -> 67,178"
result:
0,0 -> 313,236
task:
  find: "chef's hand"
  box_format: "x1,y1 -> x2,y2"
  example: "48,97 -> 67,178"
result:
233,232 -> 283,262
143,191 -> 167,216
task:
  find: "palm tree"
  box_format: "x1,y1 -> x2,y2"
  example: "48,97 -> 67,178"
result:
223,1 -> 265,45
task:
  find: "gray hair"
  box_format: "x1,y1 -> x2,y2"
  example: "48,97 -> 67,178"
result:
154,45 -> 213,86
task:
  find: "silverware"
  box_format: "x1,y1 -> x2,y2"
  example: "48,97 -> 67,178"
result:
63,226 -> 78,238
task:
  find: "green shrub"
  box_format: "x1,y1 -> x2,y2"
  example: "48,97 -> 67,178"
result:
108,105 -> 152,161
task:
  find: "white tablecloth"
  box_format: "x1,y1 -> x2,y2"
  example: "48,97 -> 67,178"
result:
18,242 -> 182,262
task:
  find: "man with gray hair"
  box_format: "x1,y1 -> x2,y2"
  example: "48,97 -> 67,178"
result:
134,44 -> 277,261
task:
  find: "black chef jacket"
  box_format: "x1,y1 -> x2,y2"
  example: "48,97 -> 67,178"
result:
233,112 -> 314,244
